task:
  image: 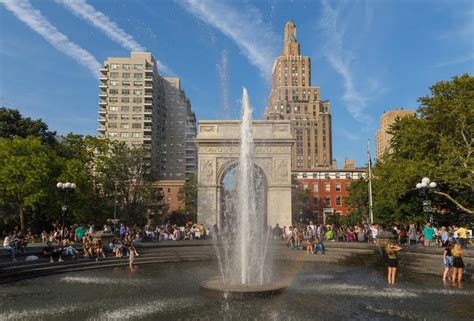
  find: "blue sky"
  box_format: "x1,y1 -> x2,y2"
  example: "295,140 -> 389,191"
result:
1,0 -> 473,167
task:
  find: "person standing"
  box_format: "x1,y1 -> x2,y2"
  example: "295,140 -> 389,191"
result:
452,244 -> 465,287
408,223 -> 417,245
440,227 -> 449,247
442,244 -> 453,283
457,226 -> 468,249
422,223 -> 435,247
386,242 -> 401,285
3,233 -> 16,261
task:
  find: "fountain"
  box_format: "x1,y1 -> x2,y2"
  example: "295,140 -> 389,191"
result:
201,88 -> 287,298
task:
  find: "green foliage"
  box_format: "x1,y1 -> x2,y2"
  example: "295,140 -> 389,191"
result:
291,176 -> 311,223
0,136 -> 57,231
178,173 -> 198,221
348,75 -> 474,226
0,107 -> 57,145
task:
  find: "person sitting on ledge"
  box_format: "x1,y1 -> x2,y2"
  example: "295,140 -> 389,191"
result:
94,240 -> 106,260
306,238 -> 314,254
313,237 -> 325,254
43,241 -> 63,263
3,232 -> 16,262
62,240 -> 78,260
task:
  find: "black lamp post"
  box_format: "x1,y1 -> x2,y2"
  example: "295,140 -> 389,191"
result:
56,182 -> 76,242
415,177 -> 437,223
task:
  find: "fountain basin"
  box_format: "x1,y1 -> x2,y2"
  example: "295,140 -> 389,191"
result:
201,277 -> 287,299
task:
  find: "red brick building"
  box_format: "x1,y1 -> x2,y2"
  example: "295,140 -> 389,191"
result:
157,180 -> 185,214
294,168 -> 366,224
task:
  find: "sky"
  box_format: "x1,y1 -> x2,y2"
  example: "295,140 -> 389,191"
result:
1,0 -> 473,167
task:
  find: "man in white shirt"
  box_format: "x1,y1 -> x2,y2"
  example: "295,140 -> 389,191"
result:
3,233 -> 16,261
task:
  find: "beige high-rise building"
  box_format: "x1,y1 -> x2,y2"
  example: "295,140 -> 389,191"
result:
265,21 -> 333,170
98,52 -> 163,176
375,108 -> 416,160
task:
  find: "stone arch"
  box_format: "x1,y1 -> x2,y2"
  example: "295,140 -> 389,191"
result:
196,120 -> 294,229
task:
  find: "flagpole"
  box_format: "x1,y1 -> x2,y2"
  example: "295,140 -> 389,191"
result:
367,140 -> 374,224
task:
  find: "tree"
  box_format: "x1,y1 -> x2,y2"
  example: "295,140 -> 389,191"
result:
0,136 -> 57,231
291,176 -> 311,224
177,173 -> 198,222
345,178 -> 370,222
0,107 -> 57,145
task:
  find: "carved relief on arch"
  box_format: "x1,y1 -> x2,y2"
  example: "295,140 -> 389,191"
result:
200,159 -> 215,182
275,159 -> 289,182
216,157 -> 237,179
255,157 -> 273,182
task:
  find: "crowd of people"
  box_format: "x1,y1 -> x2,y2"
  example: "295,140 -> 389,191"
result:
271,222 -> 471,248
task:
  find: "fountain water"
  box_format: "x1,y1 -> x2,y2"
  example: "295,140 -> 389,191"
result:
201,88 -> 286,298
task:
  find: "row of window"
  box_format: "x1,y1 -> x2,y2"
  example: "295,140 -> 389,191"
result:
108,123 -> 142,129
109,89 -> 143,95
109,97 -> 142,103
110,81 -> 143,87
107,132 -> 143,138
109,106 -> 143,112
109,72 -> 143,79
110,63 -> 143,70
108,114 -> 143,120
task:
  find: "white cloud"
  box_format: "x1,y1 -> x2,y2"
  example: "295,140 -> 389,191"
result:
1,0 -> 101,79
179,0 -> 279,82
55,0 -> 170,74
319,0 -> 371,123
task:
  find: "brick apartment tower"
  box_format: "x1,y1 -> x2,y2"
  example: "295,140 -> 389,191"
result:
265,21 -> 333,170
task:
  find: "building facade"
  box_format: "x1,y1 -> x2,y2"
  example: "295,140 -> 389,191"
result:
375,108 -> 416,160
156,180 -> 185,213
265,21 -> 333,170
98,52 -> 197,180
294,167 -> 366,224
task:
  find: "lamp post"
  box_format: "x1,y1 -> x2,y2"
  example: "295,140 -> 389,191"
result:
415,177 -> 437,223
56,182 -> 76,242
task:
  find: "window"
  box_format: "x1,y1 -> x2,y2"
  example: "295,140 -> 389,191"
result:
110,81 -> 119,86
325,172 -> 330,179
120,123 -> 129,129
325,196 -> 331,206
122,73 -> 131,79
325,183 -> 331,192
132,114 -> 142,120
313,184 -> 318,192
303,183 -> 308,190
336,183 -> 341,192
120,132 -> 129,138
336,196 -> 342,206
133,90 -> 142,95
132,123 -> 141,129
133,81 -> 143,86
107,132 -> 118,137
109,114 -> 118,119
133,106 -> 142,112
122,81 -> 131,86
123,64 -> 131,69
110,72 -> 119,78
109,106 -> 119,111
109,89 -> 119,95
122,89 -> 130,95
133,98 -> 142,103
132,132 -> 141,138
121,114 -> 129,120
108,123 -> 117,128
109,97 -> 118,103
134,64 -> 143,70
134,73 -> 143,78
121,97 -> 130,103
110,63 -> 119,69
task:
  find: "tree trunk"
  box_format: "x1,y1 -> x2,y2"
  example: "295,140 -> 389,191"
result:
19,206 -> 25,232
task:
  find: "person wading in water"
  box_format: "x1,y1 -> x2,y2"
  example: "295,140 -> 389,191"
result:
386,242 -> 401,285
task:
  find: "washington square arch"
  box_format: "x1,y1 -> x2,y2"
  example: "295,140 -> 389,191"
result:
196,120 -> 294,229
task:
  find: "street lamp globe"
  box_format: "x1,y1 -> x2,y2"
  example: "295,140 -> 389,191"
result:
65,182 -> 72,188
416,183 -> 422,189
422,177 -> 430,185
429,182 -> 437,188
421,182 -> 428,188
71,183 -> 77,189
56,182 -> 63,189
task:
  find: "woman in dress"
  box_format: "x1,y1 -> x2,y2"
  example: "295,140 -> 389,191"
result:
451,244 -> 464,287
386,242 -> 401,285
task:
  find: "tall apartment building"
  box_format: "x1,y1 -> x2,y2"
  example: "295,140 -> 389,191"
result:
265,21 -> 333,170
375,108 -> 416,160
159,77 -> 197,180
98,52 -> 197,180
